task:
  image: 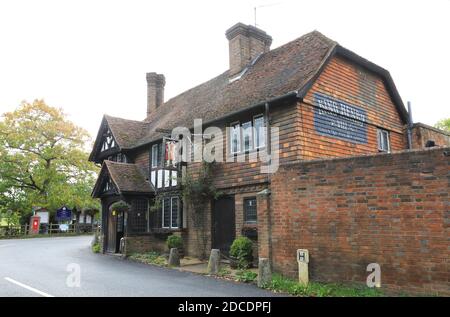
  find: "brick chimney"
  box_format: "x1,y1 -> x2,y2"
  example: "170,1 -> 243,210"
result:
146,72 -> 165,117
225,23 -> 272,76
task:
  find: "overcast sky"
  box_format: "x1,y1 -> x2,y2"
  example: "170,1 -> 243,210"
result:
0,0 -> 449,140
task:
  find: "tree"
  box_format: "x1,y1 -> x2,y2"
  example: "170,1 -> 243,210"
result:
435,118 -> 450,132
0,100 -> 99,222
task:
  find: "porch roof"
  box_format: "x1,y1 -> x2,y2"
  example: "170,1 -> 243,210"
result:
92,161 -> 155,198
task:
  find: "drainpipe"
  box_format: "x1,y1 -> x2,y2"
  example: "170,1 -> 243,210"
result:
407,101 -> 413,149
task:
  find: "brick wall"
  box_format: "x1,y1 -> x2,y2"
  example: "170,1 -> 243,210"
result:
269,147 -> 450,294
124,235 -> 167,255
411,123 -> 450,149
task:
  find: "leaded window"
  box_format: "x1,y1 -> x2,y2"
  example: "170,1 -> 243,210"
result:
162,196 -> 180,229
244,197 -> 257,224
129,199 -> 148,233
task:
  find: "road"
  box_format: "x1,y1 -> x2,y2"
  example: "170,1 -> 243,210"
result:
0,236 -> 276,297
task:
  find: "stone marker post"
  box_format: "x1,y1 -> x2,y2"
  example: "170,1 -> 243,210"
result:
257,258 -> 271,287
207,249 -> 220,275
168,248 -> 180,267
297,249 -> 309,286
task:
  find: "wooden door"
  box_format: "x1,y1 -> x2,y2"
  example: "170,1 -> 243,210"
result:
106,210 -> 117,253
212,196 -> 236,255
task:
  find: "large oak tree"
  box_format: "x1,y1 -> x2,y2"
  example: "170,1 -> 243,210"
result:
0,100 -> 99,223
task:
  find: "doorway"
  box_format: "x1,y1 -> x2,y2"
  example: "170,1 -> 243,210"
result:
212,196 -> 236,255
106,201 -> 127,253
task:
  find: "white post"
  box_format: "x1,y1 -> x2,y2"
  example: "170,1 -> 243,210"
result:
297,249 -> 309,286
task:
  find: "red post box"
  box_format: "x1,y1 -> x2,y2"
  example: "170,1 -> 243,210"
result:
29,215 -> 41,235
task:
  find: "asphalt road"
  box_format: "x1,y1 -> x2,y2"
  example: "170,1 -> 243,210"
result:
0,235 -> 277,297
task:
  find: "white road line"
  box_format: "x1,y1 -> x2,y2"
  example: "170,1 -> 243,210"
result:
4,277 -> 54,297
0,244 -> 15,248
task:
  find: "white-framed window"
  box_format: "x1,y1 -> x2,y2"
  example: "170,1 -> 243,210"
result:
377,128 -> 390,152
230,122 -> 241,154
242,121 -> 253,152
164,169 -> 170,187
254,115 -> 265,149
151,144 -> 159,168
157,170 -> 163,188
229,114 -> 265,154
171,170 -> 178,186
162,196 -> 180,229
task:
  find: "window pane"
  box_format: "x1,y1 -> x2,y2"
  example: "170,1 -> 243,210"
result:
244,197 -> 257,223
157,170 -> 163,188
230,123 -> 241,153
164,169 -> 170,187
171,197 -> 179,228
163,198 -> 171,228
254,116 -> 265,148
152,144 -> 158,167
150,171 -> 156,187
172,171 -> 178,186
242,121 -> 253,152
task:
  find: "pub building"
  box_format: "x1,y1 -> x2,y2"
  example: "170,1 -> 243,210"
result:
89,22 -> 450,259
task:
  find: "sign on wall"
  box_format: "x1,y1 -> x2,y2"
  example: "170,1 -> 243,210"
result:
313,93 -> 368,144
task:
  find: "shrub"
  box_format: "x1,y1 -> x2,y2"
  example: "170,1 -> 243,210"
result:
167,235 -> 183,250
92,243 -> 101,253
235,270 -> 258,283
230,236 -> 253,269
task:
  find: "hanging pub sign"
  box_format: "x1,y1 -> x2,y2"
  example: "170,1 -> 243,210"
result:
56,206 -> 72,221
313,93 -> 368,144
163,137 -> 180,168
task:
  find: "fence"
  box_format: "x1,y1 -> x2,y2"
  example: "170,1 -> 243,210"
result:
0,223 -> 97,238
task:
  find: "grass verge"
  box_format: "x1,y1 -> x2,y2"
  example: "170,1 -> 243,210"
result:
264,273 -> 384,297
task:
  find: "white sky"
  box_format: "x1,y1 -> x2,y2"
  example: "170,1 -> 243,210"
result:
0,0 -> 449,141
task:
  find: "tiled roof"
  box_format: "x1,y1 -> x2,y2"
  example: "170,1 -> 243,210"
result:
94,31 -> 336,151
104,115 -> 148,149
92,161 -> 154,197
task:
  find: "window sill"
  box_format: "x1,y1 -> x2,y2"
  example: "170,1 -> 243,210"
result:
152,228 -> 184,234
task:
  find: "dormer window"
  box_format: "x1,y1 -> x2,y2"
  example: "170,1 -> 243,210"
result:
101,128 -> 116,152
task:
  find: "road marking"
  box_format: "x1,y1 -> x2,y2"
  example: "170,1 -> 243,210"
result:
4,277 -> 54,297
0,244 -> 14,248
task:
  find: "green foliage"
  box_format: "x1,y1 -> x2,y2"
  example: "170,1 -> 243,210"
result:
266,274 -> 384,297
0,100 -> 99,222
110,201 -> 129,213
230,236 -> 253,269
181,161 -> 221,259
92,243 -> 101,253
235,270 -> 257,283
167,235 -> 183,250
435,118 -> 450,132
150,196 -> 162,213
217,267 -> 232,277
129,251 -> 167,266
182,161 -> 221,204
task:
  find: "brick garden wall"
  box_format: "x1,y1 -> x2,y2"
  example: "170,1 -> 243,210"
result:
269,147 -> 450,294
